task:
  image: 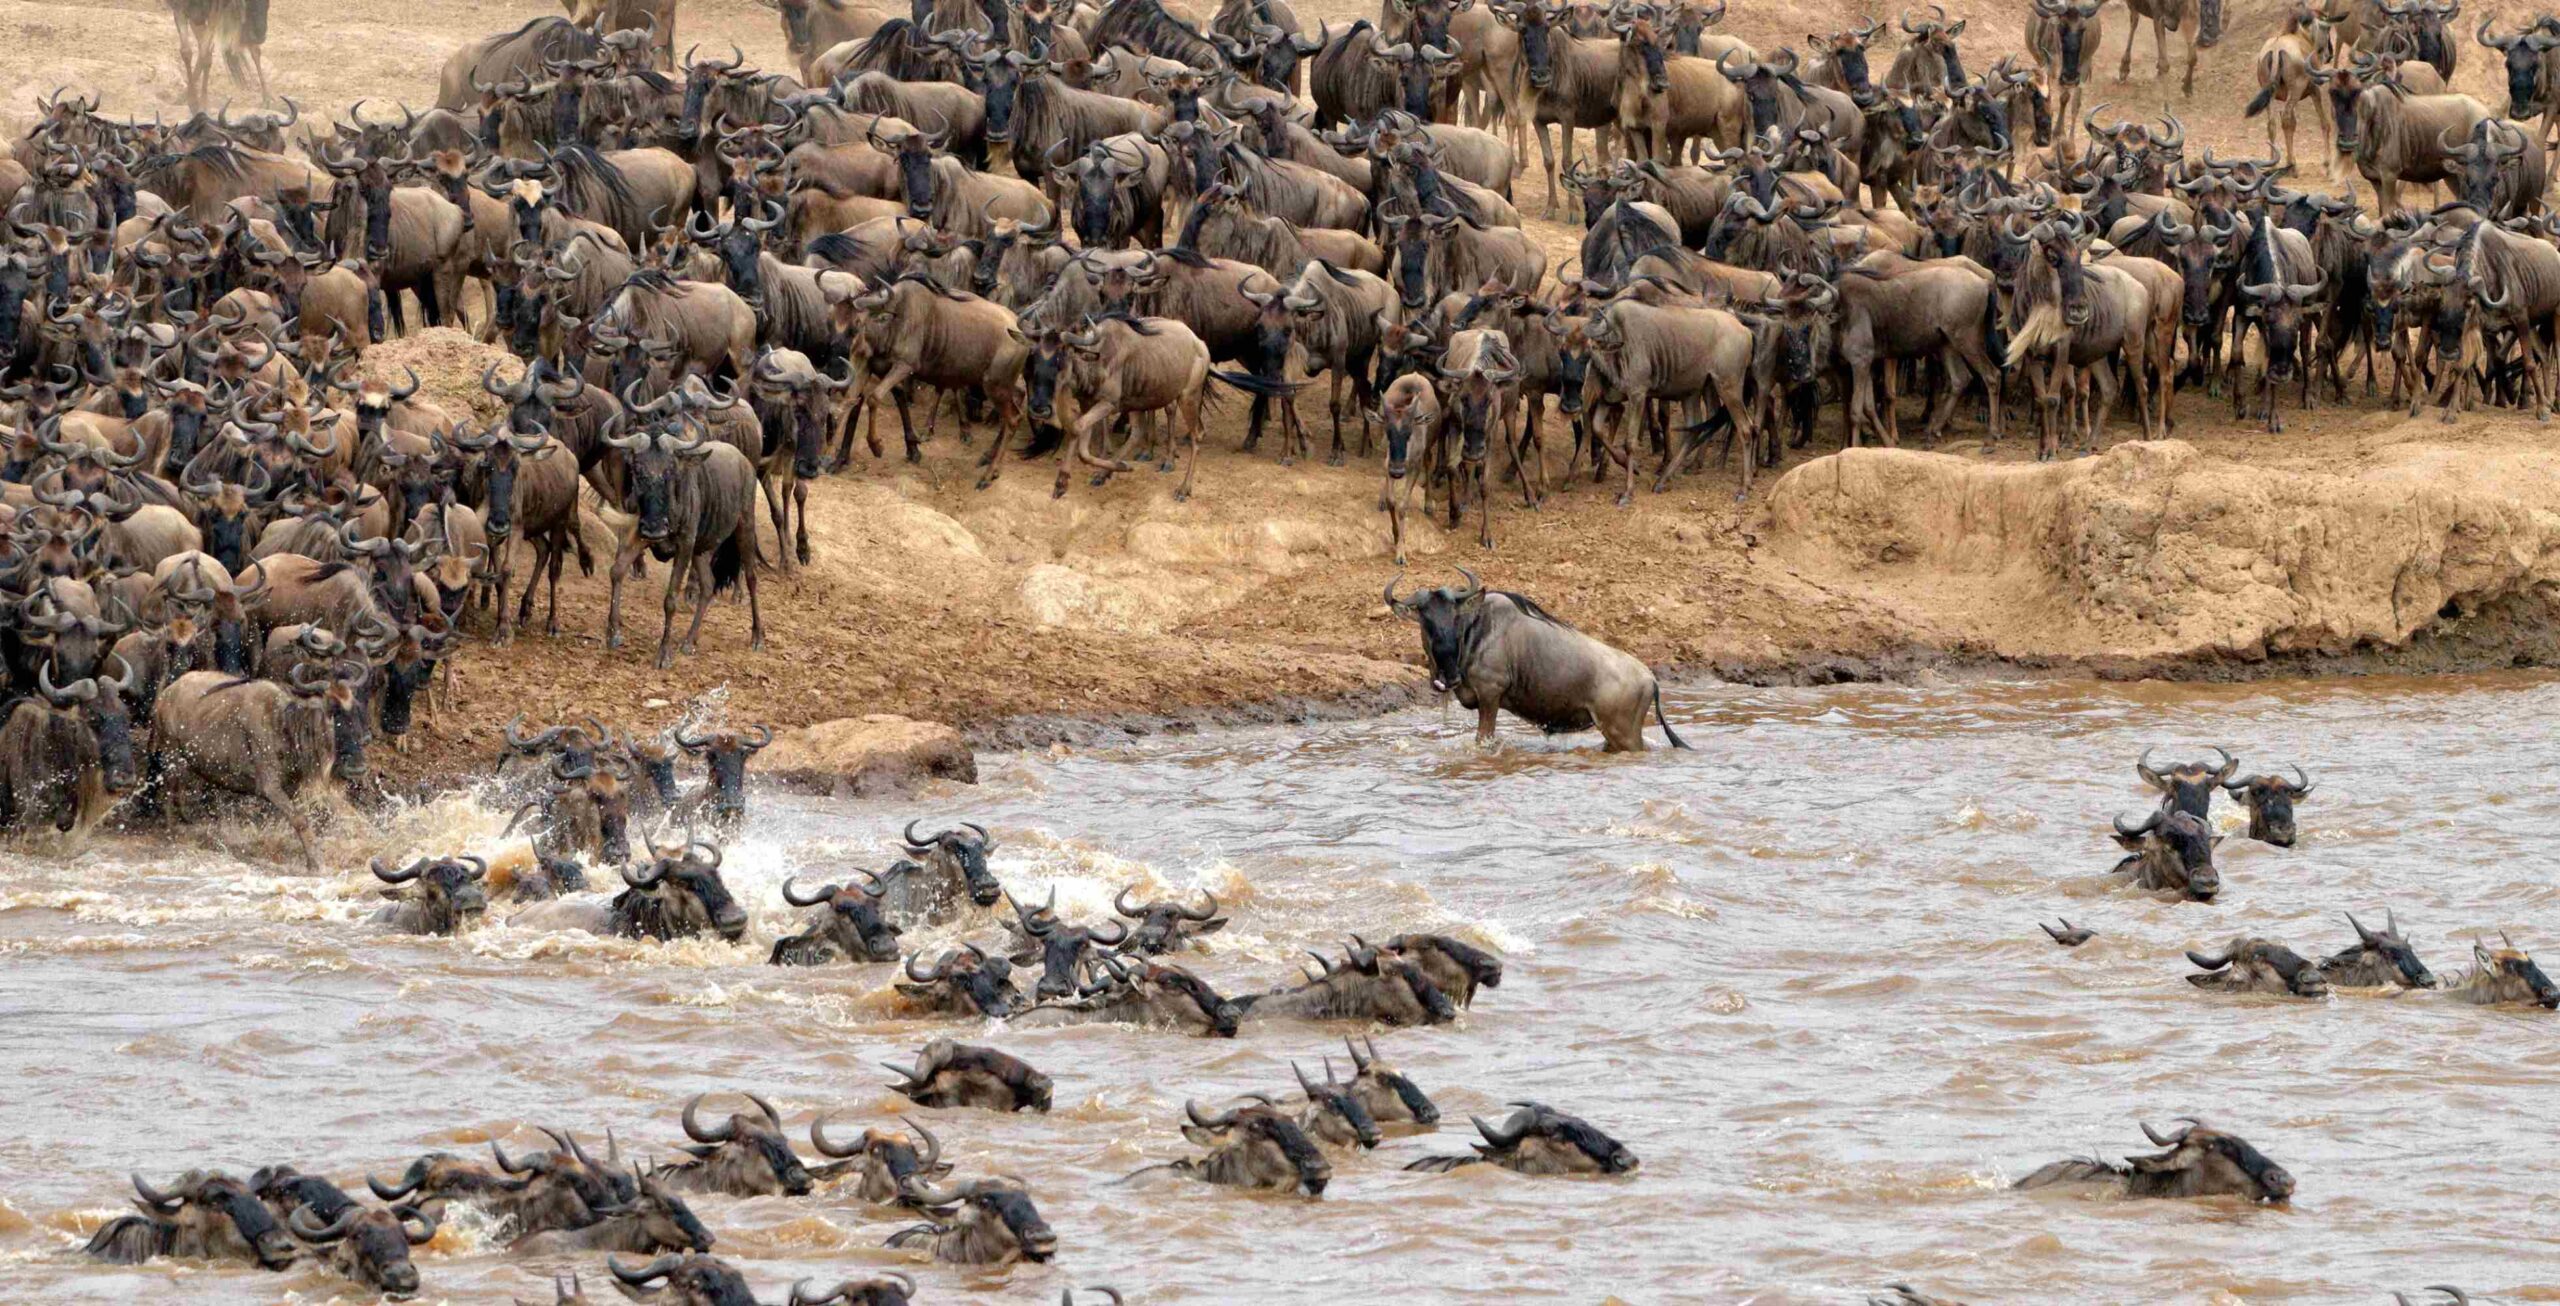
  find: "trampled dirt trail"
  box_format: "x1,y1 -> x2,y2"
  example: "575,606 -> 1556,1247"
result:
9,0 -> 2560,788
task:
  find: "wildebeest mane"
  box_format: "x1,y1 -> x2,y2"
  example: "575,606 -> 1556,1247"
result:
891,269 -> 970,301
1092,0 -> 1223,69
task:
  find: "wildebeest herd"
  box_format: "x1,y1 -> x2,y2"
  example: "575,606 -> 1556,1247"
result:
6,0 -> 2559,1292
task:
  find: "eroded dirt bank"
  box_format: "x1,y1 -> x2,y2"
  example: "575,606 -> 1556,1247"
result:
353,327 -> 2560,788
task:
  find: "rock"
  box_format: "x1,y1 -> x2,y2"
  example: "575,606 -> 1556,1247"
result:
756,715 -> 977,796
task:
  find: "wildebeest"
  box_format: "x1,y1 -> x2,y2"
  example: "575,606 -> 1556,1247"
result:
1290,1059 -> 1382,1150
883,1038 -> 1053,1111
654,1092 -> 816,1197
2138,745 -> 2237,819
2355,65 -> 2490,215
2186,937 -> 2332,997
1111,883 -> 1227,954
896,943 -> 1025,1016
369,853 -> 491,935
1338,1035 -> 1438,1126
884,1177 -> 1055,1264
2015,1120 -> 2295,1202
1384,571 -> 1686,751
1236,937 -> 1457,1025
2223,766 -> 2313,846
1134,1097 -> 1332,1194
612,835 -> 749,942
85,1170 -> 301,1268
507,1175 -> 715,1256
1405,1102 -> 1638,1174
600,421 -> 765,669
771,870 -> 903,964
809,1115 -> 948,1205
597,1254 -> 776,1304
1382,932 -> 1502,1006
146,662 -> 360,871
1006,887 -> 1128,998
286,1202 -> 436,1297
1008,953 -> 1243,1035
869,819 -> 1003,923
0,660 -> 140,835
2321,911 -> 2438,989
673,722 -> 770,828
2443,933 -> 2560,1008
2109,807 -> 2222,901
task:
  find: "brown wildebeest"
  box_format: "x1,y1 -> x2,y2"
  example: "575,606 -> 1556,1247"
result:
2015,1121 -> 2295,1201
167,0 -> 273,110
1383,571 -> 1688,752
147,662 -> 363,871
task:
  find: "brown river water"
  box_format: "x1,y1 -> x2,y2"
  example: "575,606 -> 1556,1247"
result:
5,674 -> 2560,1303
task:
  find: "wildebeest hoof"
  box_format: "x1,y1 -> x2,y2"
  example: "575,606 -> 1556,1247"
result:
905,449 -> 924,463
1327,451 -> 1345,466
1173,489 -> 1191,503
976,472 -> 998,490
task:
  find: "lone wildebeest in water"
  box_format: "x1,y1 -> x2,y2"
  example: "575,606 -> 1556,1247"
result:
1383,569 -> 1689,752
2016,1119 -> 2294,1202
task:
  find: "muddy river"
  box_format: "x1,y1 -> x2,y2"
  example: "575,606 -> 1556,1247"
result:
4,675 -> 2557,1303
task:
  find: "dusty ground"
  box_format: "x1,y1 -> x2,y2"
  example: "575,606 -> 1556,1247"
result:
10,0 -> 2560,789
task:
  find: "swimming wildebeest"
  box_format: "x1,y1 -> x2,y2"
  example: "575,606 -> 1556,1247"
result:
2320,911 -> 2438,989
85,1170 -> 301,1268
1006,887 -> 1128,999
2186,937 -> 2332,998
286,1202 -> 437,1296
1382,932 -> 1502,1006
370,853 -> 491,935
652,1092 -> 816,1197
1339,1035 -> 1439,1126
895,944 -> 1025,1017
1237,937 -> 1458,1025
1110,883 -> 1227,954
874,819 -> 1004,923
884,1177 -> 1055,1265
883,1038 -> 1054,1112
2016,1119 -> 2295,1202
1290,1059 -> 1383,1150
2138,745 -> 2237,819
770,870 -> 903,964
1405,1102 -> 1639,1174
2443,933 -> 2560,1008
1383,569 -> 1688,751
1009,952 -> 1243,1035
809,1115 -> 949,1205
2109,807 -> 2221,900
1132,1097 -> 1333,1195
598,1253 -> 778,1304
2223,765 -> 2313,846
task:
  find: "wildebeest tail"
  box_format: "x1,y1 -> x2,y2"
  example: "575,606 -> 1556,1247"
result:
1210,369 -> 1306,396
2243,60 -> 2277,117
1652,683 -> 1690,749
710,531 -> 745,595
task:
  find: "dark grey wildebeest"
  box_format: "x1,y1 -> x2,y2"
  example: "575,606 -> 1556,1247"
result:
1384,570 -> 1687,751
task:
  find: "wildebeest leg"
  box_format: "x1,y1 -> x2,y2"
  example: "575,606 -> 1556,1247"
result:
1474,698 -> 1500,749
543,530 -> 568,635
605,540 -> 637,650
261,773 -> 321,873
492,533 -> 519,644
761,470 -> 794,572
514,536 -> 545,631
1472,456 -> 1492,548
655,538 -> 693,669
793,478 -> 810,562
1535,117 -> 1562,218
1175,391 -> 1205,502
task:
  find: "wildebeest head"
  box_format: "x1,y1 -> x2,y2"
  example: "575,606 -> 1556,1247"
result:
1111,882 -> 1227,954
2243,275 -> 2324,380
2479,17 -> 2560,118
2187,936 -> 2331,998
2111,807 -> 2221,901
1464,1102 -> 1638,1174
773,871 -> 903,964
2321,910 -> 2437,989
32,659 -> 142,808
1083,953 -> 1243,1036
372,854 -> 490,935
1294,1059 -> 1382,1149
489,1125 -> 642,1221
1384,932 -> 1503,1007
2221,765 -> 2311,846
288,1202 -> 434,1297
883,1038 -> 1054,1112
669,1091 -> 814,1197
901,819 -> 1003,906
809,1114 -> 948,1205
1008,887 -> 1130,999
604,424 -> 717,544
248,1164 -> 359,1230
603,1252 -> 760,1305
787,1272 -> 919,1306
1341,1035 -> 1439,1124
2121,1119 -> 2295,1201
2030,0 -> 2105,84
2156,215 -> 2238,328
686,202 -> 785,308
899,944 -> 1023,1016
2459,933 -> 2560,1008
1183,1097 -> 1333,1194
2137,746 -> 2238,820
618,836 -> 749,942
128,1170 -> 302,1269
1304,936 -> 1459,1024
1382,566 -> 1491,695
1810,19 -> 1880,94
675,723 -> 772,826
